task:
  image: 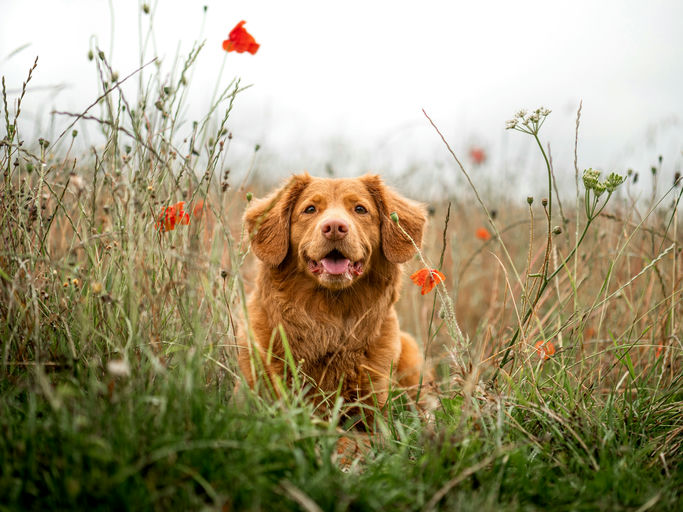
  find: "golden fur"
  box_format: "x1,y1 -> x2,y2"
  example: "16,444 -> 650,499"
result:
238,173 -> 428,411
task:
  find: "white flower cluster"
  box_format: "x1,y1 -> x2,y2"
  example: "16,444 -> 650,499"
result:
505,107 -> 552,133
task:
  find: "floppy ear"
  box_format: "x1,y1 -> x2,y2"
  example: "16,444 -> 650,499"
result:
361,174 -> 427,264
244,173 -> 311,266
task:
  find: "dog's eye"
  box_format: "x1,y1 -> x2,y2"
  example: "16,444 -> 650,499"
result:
304,205 -> 316,214
354,205 -> 368,214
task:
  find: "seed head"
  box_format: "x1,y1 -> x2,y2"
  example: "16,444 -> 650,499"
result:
582,168 -> 601,190
526,196 -> 533,205
390,212 -> 399,223
604,172 -> 625,193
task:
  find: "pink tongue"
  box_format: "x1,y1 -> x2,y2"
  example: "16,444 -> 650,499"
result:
321,257 -> 350,275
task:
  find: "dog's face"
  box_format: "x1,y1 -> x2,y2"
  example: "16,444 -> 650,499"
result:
245,174 -> 426,290
290,178 -> 380,289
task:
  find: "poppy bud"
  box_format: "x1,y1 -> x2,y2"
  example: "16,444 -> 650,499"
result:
552,226 -> 562,235
246,192 -> 253,202
674,172 -> 681,186
220,269 -> 228,279
72,130 -> 78,138
390,212 -> 399,223
87,50 -> 94,61
142,4 -> 150,14
111,71 -> 119,82
254,144 -> 260,152
98,50 -> 105,60
527,196 -> 533,205
541,198 -> 548,207
651,166 -> 657,175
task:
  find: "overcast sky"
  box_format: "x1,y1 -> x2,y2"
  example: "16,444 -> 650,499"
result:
2,0 -> 682,198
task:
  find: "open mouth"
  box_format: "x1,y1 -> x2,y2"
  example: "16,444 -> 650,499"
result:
307,249 -> 364,278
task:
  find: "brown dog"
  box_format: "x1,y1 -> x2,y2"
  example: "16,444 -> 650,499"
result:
238,173 -> 428,414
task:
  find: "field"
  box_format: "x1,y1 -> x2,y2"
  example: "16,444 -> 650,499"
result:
1,26 -> 682,512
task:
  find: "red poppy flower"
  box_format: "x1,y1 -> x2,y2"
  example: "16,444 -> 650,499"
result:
476,227 -> 492,241
156,201 -> 190,232
410,268 -> 446,295
534,340 -> 556,360
469,146 -> 486,165
656,343 -> 664,358
192,199 -> 204,219
222,21 -> 260,55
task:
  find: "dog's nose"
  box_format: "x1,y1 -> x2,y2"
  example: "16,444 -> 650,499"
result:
321,218 -> 349,240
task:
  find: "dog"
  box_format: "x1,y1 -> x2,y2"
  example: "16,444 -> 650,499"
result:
238,173 -> 429,416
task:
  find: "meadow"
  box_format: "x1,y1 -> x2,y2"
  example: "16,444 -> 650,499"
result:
1,21 -> 682,511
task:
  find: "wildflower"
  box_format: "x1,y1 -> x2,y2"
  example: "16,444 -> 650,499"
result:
593,181 -> 606,197
155,201 -> 190,232
582,168 -> 601,190
505,119 -> 518,130
534,340 -> 556,360
655,344 -> 664,358
475,227 -> 492,241
410,268 -> 446,295
222,21 -> 260,54
604,172 -> 625,193
506,107 -> 551,135
469,146 -> 486,165
192,199 -> 204,218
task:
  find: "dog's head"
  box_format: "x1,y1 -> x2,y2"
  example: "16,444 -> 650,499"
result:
245,174 -> 426,289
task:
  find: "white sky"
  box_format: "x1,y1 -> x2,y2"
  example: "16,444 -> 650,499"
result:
1,0 -> 682,199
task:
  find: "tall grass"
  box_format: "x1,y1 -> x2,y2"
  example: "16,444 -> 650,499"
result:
1,7 -> 681,511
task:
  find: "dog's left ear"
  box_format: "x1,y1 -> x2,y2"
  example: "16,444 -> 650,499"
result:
244,173 -> 311,266
362,175 -> 427,264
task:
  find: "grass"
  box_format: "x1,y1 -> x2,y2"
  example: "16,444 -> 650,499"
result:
1,9 -> 682,511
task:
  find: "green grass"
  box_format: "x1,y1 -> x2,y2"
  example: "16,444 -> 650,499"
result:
1,8 -> 682,510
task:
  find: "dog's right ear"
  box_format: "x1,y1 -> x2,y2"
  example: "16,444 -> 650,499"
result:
244,174 -> 311,266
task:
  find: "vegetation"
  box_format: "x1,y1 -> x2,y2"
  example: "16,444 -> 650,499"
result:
1,8 -> 681,511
